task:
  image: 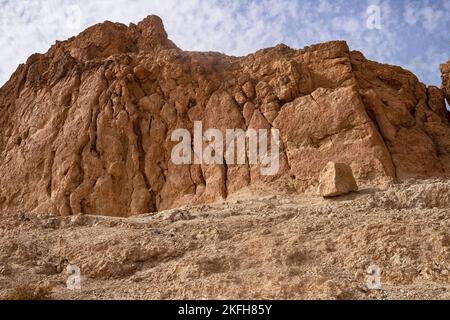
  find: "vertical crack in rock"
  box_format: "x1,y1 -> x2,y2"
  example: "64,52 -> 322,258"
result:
45,150 -> 56,197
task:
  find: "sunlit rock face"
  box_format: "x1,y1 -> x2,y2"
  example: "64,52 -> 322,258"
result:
0,16 -> 449,216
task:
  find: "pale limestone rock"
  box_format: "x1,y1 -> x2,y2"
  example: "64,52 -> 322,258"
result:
319,162 -> 358,197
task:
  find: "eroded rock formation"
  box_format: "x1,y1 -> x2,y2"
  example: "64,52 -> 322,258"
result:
0,15 -> 449,216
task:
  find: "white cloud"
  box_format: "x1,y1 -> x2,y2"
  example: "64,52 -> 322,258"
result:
404,6 -> 418,26
421,6 -> 444,33
332,16 -> 361,34
403,2 -> 447,33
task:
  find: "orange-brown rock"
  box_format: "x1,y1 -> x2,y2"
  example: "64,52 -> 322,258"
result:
0,16 -> 449,216
319,162 -> 358,197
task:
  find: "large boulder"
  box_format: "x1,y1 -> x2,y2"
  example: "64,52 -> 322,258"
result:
319,162 -> 358,197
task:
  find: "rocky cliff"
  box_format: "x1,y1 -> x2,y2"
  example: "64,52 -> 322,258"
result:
0,16 -> 449,217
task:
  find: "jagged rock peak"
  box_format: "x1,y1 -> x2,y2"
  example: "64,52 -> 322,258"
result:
62,14 -> 178,61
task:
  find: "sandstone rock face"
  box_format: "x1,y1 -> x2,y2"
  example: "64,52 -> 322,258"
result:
319,162 -> 358,197
0,16 -> 449,216
353,54 -> 450,179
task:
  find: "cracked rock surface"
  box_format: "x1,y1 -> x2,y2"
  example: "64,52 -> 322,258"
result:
0,15 -> 449,217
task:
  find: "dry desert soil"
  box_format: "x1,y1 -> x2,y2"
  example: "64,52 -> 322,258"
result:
1,179 -> 450,300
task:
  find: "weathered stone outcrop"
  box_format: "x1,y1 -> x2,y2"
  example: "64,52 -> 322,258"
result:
353,54 -> 450,179
0,16 -> 449,216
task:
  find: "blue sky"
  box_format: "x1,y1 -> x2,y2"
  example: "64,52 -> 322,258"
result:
0,0 -> 449,87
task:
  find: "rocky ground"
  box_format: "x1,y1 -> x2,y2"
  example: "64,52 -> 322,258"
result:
1,179 -> 450,300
